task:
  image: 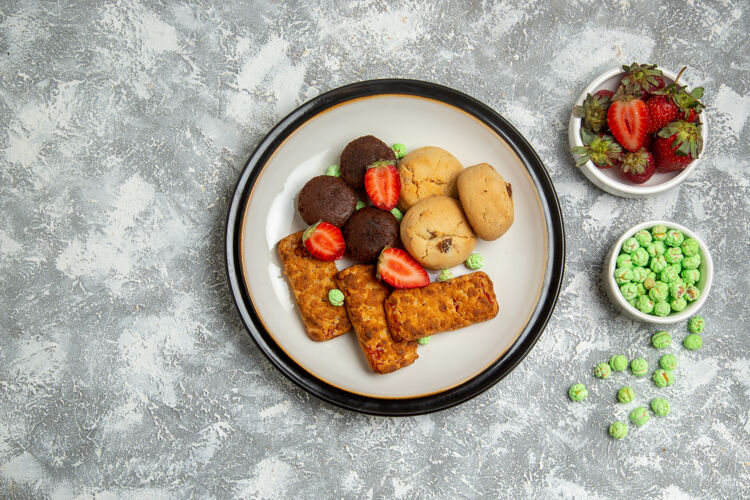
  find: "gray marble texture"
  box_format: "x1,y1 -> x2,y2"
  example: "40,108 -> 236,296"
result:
1,0 -> 749,498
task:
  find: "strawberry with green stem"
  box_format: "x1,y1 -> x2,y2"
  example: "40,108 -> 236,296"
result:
573,91 -> 613,133
620,148 -> 656,184
615,62 -> 665,99
652,120 -> 703,172
647,67 -> 705,132
571,128 -> 622,168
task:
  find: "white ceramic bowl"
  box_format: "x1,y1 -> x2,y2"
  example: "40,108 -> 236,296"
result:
568,67 -> 709,198
604,220 -> 713,324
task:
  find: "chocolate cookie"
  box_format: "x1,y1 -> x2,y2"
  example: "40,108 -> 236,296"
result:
340,135 -> 396,189
297,175 -> 357,227
343,207 -> 400,262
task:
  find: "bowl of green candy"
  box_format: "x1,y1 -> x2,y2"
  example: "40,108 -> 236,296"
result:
605,220 -> 713,324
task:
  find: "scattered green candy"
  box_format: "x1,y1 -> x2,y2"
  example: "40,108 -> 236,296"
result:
622,237 -> 640,253
670,296 -> 687,312
651,330 -> 672,348
614,267 -> 633,285
681,238 -> 700,257
355,201 -> 366,210
609,421 -> 628,440
465,253 -> 484,270
630,358 -> 649,377
417,336 -> 431,345
390,207 -> 403,222
616,254 -> 634,269
652,368 -> 674,387
652,225 -> 668,241
683,333 -> 703,350
620,283 -> 638,301
653,301 -> 671,317
437,269 -> 454,282
391,143 -> 407,159
631,247 -> 649,266
688,316 -> 705,333
617,386 -> 635,403
650,255 -> 668,273
661,264 -> 682,283
636,295 -> 654,314
685,285 -> 700,302
594,362 -> 612,379
610,355 -> 628,372
659,353 -> 677,371
682,254 -> 701,269
631,266 -> 648,283
629,406 -> 650,426
568,383 -> 588,401
634,229 -> 652,246
651,398 -> 670,416
681,269 -> 700,285
664,247 -> 683,264
646,241 -> 666,258
649,281 -> 669,302
665,229 -> 684,247
328,289 -> 345,306
326,164 -> 341,177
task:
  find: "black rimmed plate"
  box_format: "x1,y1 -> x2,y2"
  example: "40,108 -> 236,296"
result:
226,79 -> 564,416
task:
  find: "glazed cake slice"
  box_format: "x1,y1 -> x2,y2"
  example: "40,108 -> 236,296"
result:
278,231 -> 351,341
336,265 -> 418,374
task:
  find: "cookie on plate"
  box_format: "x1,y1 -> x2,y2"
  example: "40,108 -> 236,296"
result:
343,207 -> 400,262
457,163 -> 514,241
297,175 -> 357,227
397,146 -> 463,211
400,196 -> 476,269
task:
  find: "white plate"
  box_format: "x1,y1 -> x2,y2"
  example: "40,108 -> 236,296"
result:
226,80 -> 564,415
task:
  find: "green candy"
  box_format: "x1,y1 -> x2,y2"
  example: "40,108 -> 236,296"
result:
652,368 -> 674,387
631,247 -> 649,266
465,253 -> 484,270
417,336 -> 432,345
661,265 -> 682,283
622,237 -> 640,253
682,254 -> 701,269
629,406 -> 650,426
326,164 -> 341,177
646,271 -> 657,281
437,269 -> 454,282
617,386 -> 636,403
650,255 -> 668,273
651,225 -> 668,241
568,383 -> 588,401
646,241 -> 666,258
635,283 -> 646,296
669,281 -> 686,300
681,269 -> 700,284
649,281 -> 669,302
651,398 -> 670,416
688,316 -> 705,333
651,330 -> 672,348
665,229 -> 684,247
670,297 -> 687,312
685,285 -> 700,302
614,267 -> 633,285
634,229 -> 652,247
659,353 -> 677,371
643,277 -> 656,291
628,297 -> 639,308
681,238 -> 700,257
664,247 -> 683,264
631,266 -> 648,283
616,254 -> 634,269
653,301 -> 671,317
328,289 -> 345,306
390,207 -> 404,222
630,358 -> 649,377
594,362 -> 612,379
391,143 -> 407,159
683,333 -> 703,350
609,421 -> 628,440
610,354 -> 628,372
620,283 -> 638,301
355,201 -> 366,210
636,295 -> 654,314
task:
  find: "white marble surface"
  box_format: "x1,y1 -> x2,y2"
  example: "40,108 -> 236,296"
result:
1,1 -> 749,498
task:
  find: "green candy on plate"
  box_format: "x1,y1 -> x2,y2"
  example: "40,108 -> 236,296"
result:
390,207 -> 404,222
465,253 -> 484,270
326,164 -> 341,177
328,288 -> 345,306
437,269 -> 454,282
417,336 -> 432,345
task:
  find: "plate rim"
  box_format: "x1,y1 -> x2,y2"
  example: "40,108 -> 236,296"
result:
225,79 -> 565,416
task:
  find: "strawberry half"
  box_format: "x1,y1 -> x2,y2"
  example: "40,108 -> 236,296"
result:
364,160 -> 400,211
302,221 -> 345,261
652,121 -> 703,172
376,247 -> 429,289
607,95 -> 649,152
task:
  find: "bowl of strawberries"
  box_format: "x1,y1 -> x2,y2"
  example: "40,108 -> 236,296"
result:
568,63 -> 707,198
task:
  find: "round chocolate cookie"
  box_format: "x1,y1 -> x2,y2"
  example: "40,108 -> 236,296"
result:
297,175 -> 357,227
343,207 -> 400,262
340,135 -> 396,189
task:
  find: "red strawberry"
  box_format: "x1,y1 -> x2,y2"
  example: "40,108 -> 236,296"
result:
376,247 -> 429,289
682,108 -> 699,122
302,221 -> 345,261
650,67 -> 705,125
615,63 -> 664,98
645,95 -> 679,133
607,95 -> 649,152
652,121 -> 703,172
595,89 -> 615,99
364,160 -> 400,211
620,148 -> 656,184
570,129 -> 622,168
